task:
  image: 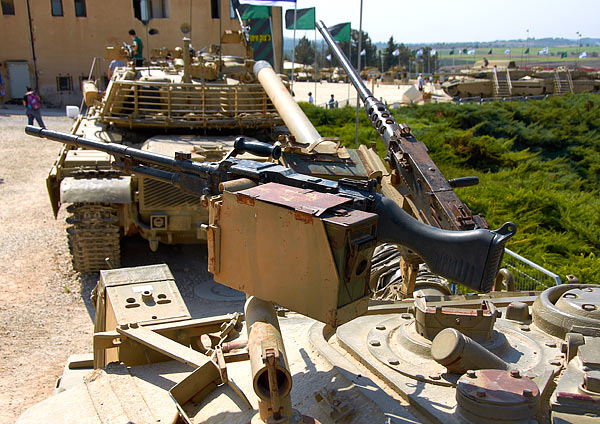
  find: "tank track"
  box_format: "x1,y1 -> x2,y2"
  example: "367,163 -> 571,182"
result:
66,203 -> 121,273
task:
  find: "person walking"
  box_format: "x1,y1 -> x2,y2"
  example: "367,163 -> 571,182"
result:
308,92 -> 314,105
417,73 -> 424,91
0,63 -> 7,109
328,94 -> 336,109
23,87 -> 46,129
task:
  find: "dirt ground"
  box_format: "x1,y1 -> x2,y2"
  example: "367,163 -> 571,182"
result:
0,110 -> 246,423
0,112 -> 89,422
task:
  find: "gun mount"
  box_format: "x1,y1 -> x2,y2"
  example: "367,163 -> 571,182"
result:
27,125 -> 515,298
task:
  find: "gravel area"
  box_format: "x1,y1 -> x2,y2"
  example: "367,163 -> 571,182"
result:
0,111 -> 244,422
0,112 -> 90,422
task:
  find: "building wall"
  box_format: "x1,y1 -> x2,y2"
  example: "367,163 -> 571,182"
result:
0,0 -> 283,106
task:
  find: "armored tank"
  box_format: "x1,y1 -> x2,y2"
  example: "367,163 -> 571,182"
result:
47,35 -> 285,272
16,259 -> 600,424
442,64 -> 600,98
22,21 -> 597,424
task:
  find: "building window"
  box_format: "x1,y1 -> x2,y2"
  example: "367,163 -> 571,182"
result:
210,0 -> 219,19
74,0 -> 86,17
51,0 -> 63,16
133,0 -> 168,21
57,75 -> 73,91
150,0 -> 168,18
1,0 -> 15,15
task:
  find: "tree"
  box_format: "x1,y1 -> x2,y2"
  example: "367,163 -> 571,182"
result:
294,36 -> 315,65
383,36 -> 411,72
325,29 -> 378,70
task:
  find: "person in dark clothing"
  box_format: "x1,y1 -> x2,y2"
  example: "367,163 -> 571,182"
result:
129,29 -> 144,67
23,87 -> 46,129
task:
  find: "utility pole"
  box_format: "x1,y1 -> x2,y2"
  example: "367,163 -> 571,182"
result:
576,31 -> 581,69
354,0 -> 364,149
526,29 -> 529,67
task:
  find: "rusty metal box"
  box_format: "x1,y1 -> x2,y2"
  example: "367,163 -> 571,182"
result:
207,182 -> 377,327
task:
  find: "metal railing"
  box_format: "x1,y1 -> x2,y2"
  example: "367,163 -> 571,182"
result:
506,68 -> 513,95
492,67 -> 500,96
567,69 -> 574,93
456,93 -> 580,104
98,80 -> 282,129
501,248 -> 562,291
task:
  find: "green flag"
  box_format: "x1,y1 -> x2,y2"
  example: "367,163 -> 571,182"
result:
524,48 -> 530,54
328,22 -> 351,43
248,18 -> 274,66
449,49 -> 454,55
240,5 -> 270,19
285,7 -> 315,30
561,52 -> 567,58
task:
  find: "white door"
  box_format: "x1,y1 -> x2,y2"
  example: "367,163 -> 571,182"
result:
6,61 -> 31,100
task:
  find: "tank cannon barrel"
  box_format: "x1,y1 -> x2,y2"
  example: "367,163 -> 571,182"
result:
253,60 -> 322,146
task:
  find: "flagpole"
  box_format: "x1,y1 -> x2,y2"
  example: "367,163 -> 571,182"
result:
347,41 -> 351,105
354,0 -> 363,149
314,24 -> 317,105
269,16 -> 277,71
291,4 -> 297,95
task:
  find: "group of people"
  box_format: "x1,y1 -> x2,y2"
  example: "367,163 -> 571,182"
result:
306,92 -> 339,109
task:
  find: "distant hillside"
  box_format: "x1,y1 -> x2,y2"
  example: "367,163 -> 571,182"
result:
284,37 -> 600,48
285,37 -> 600,57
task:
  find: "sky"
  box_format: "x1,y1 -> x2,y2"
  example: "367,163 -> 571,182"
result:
280,0 -> 599,44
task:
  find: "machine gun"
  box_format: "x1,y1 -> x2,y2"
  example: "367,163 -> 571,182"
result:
317,21 -> 502,294
27,124 -> 514,324
317,21 -> 484,232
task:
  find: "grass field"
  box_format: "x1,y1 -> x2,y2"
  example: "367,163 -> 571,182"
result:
435,45 -> 600,66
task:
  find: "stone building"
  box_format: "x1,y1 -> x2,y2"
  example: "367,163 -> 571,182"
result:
0,0 -> 283,106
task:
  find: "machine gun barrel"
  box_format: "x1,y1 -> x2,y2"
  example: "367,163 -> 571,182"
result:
317,20 -> 401,151
25,126 -> 216,177
316,20 -> 371,104
317,20 -> 491,232
26,125 -> 515,292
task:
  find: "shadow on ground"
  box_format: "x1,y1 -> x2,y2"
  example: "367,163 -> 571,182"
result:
77,235 -> 244,322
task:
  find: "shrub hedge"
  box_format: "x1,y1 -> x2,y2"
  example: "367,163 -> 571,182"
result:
299,94 -> 600,283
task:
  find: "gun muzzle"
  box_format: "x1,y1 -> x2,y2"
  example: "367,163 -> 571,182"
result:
245,296 -> 293,421
253,60 -> 322,146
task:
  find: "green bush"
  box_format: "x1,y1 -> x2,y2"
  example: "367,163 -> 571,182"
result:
299,95 -> 600,283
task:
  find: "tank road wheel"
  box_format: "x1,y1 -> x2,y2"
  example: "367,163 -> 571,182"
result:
66,203 -> 121,272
